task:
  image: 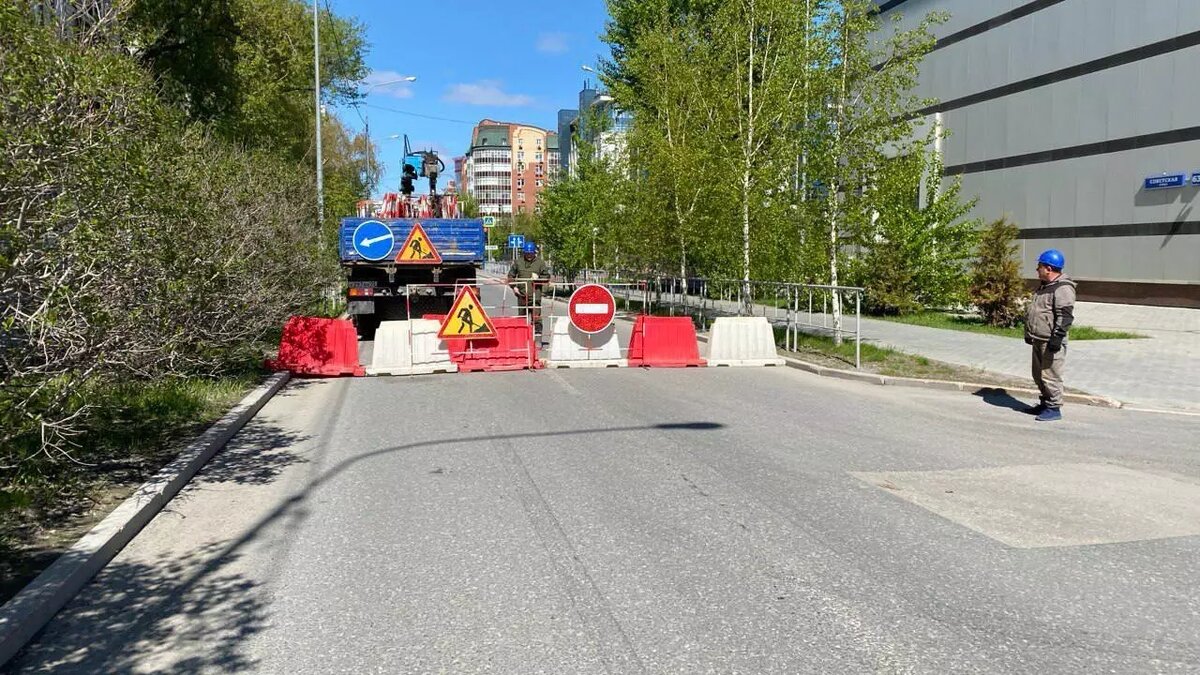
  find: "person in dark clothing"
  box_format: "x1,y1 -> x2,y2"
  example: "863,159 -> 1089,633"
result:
1023,249 -> 1077,422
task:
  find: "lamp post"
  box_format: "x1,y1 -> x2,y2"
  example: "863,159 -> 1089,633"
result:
313,1 -> 323,236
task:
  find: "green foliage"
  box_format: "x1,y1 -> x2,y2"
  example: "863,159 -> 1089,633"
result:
969,218 -> 1029,327
129,0 -> 367,161
583,0 -> 977,327
1,1 -> 366,485
848,151 -> 980,315
457,191 -> 481,218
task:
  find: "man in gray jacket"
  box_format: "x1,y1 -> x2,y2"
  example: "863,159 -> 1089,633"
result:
1024,249 -> 1076,422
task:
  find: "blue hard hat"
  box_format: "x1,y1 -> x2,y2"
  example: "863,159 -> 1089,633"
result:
521,241 -> 537,254
1037,249 -> 1065,270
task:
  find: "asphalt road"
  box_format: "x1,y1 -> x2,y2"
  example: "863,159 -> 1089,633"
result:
8,295 -> 1200,673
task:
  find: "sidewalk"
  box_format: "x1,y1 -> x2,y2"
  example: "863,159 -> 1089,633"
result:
683,294 -> 1199,412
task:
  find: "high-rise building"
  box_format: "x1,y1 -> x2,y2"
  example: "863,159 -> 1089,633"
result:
562,82 -> 631,178
878,0 -> 1200,306
461,120 -> 560,216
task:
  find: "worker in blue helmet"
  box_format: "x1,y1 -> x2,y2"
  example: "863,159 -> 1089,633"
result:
1023,249 -> 1077,421
507,240 -> 550,341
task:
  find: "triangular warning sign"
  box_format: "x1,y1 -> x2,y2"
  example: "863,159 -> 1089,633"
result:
395,223 -> 442,264
438,286 -> 497,340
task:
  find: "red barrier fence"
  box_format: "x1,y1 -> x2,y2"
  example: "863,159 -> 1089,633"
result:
267,316 -> 365,377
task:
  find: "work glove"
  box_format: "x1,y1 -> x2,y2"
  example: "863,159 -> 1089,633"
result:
1046,336 -> 1063,354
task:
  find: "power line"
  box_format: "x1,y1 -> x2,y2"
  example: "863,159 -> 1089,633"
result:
359,103 -> 476,126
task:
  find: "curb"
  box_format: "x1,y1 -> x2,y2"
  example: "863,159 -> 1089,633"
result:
775,354 -> 1123,408
689,329 -> 1122,409
0,371 -> 292,667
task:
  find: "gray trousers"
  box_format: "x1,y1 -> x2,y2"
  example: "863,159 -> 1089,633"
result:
1031,342 -> 1066,408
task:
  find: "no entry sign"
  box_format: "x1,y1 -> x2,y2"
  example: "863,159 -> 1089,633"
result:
568,284 -> 616,334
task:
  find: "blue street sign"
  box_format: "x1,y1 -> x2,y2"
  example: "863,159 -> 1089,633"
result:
1192,173 -> 1200,186
1144,173 -> 1186,190
507,234 -> 525,249
352,220 -> 395,261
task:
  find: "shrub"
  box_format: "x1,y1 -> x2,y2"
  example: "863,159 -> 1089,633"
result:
969,217 -> 1028,327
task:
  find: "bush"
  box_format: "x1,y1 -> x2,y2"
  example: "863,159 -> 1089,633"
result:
969,218 -> 1028,327
1,5 -> 336,480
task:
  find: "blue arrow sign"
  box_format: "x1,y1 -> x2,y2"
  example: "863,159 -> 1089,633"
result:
507,234 -> 525,249
352,220 -> 394,261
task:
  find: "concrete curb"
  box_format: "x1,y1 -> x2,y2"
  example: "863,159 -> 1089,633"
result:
689,329 -> 1122,409
776,354 -> 1123,408
0,371 -> 292,667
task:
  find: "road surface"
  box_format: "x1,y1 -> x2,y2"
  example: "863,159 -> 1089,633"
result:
8,286 -> 1199,673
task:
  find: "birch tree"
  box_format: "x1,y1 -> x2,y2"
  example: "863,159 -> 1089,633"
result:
709,0 -> 812,312
808,0 -> 944,340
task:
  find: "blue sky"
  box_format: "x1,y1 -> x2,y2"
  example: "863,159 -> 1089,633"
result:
330,0 -> 612,198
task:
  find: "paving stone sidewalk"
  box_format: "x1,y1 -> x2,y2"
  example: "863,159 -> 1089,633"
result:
689,295 -> 1199,412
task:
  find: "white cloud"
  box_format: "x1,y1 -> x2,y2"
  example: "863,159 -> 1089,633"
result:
536,32 -> 569,54
443,80 -> 534,107
361,70 -> 415,99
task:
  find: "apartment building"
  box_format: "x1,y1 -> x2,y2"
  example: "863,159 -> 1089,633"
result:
459,120 -> 560,216
878,0 -> 1200,306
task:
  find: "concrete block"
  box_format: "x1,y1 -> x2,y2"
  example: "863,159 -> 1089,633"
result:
546,317 -> 627,368
367,320 -> 457,376
707,317 -> 786,367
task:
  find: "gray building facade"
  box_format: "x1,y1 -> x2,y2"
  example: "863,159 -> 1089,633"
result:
878,0 -> 1200,307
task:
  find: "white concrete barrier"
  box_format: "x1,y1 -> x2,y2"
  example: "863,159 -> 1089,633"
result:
368,319 -> 457,376
545,316 -> 626,368
707,316 -> 785,367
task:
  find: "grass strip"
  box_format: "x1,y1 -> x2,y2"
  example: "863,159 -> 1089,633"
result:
876,311 -> 1144,340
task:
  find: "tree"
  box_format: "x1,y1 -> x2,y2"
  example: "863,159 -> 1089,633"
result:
458,191 -> 480,218
618,11 -> 724,279
969,218 -> 1028,327
127,0 -> 368,161
848,145 -> 979,314
806,0 -> 944,340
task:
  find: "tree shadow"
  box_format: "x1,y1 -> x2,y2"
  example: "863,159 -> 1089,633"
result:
972,387 -> 1033,412
7,542 -> 268,673
7,421 -> 725,672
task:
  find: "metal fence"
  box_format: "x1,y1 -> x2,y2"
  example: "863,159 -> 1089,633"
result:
586,272 -> 866,369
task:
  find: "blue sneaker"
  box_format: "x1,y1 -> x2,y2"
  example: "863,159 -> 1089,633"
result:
1024,403 -> 1046,415
1035,408 -> 1062,422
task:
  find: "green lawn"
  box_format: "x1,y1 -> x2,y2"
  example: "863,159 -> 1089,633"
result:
876,312 -> 1144,340
770,327 -> 1031,385
2,375 -> 254,603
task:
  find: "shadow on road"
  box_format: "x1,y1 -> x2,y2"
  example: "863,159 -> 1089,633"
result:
8,420 -> 724,673
973,387 -> 1033,413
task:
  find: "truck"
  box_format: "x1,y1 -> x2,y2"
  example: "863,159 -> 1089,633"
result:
339,216 -> 486,337
340,138 -> 488,338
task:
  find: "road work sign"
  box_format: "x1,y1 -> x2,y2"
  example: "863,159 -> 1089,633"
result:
352,220 -> 394,261
438,286 -> 497,339
568,284 -> 616,334
395,223 -> 442,264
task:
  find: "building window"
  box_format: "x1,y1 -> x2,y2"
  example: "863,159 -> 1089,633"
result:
517,192 -> 525,202
517,151 -> 525,161
536,138 -> 543,149
517,178 -> 525,188
517,162 -> 525,172
535,152 -> 542,162
535,179 -> 543,187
